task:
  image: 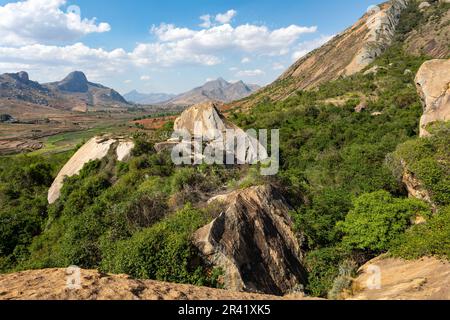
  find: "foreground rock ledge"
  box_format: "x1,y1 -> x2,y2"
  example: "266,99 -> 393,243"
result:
0,269 -> 314,301
349,256 -> 450,300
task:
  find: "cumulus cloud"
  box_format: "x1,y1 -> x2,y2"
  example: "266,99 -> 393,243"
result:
215,9 -> 237,24
151,22 -> 317,56
140,75 -> 151,81
0,0 -> 110,46
151,23 -> 196,41
291,35 -> 334,61
235,69 -> 265,77
0,2 -> 320,85
199,14 -> 212,28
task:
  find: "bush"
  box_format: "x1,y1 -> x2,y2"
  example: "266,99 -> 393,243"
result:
101,205 -> 211,286
390,206 -> 450,260
293,187 -> 352,248
337,191 -> 431,252
304,247 -> 347,297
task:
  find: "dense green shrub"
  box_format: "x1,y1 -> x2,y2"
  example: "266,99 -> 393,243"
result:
389,123 -> 450,206
101,205 -> 211,285
304,247 -> 347,297
293,187 -> 351,248
337,191 -> 430,252
390,206 -> 450,260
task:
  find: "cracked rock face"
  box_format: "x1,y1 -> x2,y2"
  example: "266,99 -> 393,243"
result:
415,59 -> 450,137
47,136 -> 134,204
193,185 -> 307,296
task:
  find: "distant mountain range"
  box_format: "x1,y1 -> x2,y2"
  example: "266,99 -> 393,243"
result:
165,78 -> 260,106
125,78 -> 260,106
0,71 -> 130,113
123,90 -> 176,105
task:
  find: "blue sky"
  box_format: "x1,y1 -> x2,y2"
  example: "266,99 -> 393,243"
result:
0,0 -> 377,94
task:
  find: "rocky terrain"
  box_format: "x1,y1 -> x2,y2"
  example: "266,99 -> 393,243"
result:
234,0 -> 450,109
0,71 -> 130,114
194,185 -> 307,295
415,59 -> 450,136
165,78 -> 260,106
0,268 -> 315,300
349,256 -> 450,300
1,0 -> 449,303
1,256 -> 448,300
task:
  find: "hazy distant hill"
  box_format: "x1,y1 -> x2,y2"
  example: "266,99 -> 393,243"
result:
124,90 -> 176,105
165,78 -> 260,106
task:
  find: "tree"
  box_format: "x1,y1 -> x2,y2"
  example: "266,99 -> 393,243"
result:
337,191 -> 430,252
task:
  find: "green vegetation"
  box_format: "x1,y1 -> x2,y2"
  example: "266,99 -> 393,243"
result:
231,41 -> 448,296
101,205 -> 211,285
0,0 -> 448,298
0,152 -> 72,271
337,191 -> 430,252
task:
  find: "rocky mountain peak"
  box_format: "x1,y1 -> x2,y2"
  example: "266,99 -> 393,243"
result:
17,71 -> 29,82
57,71 -> 89,93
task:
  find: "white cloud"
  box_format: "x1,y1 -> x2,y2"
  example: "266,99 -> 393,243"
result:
124,79 -> 132,84
151,23 -> 196,41
272,62 -> 285,70
291,35 -> 334,61
241,57 -> 250,64
0,0 -> 110,46
140,75 -> 151,81
215,9 -> 237,24
235,69 -> 265,77
152,22 -> 317,56
0,2 -> 320,86
199,14 -> 212,28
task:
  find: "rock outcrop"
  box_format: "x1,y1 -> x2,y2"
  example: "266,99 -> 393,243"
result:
193,185 -> 307,296
348,256 -> 450,300
415,59 -> 450,137
401,160 -> 433,206
47,136 -> 134,204
0,268 -> 317,301
344,0 -> 409,75
156,101 -> 268,164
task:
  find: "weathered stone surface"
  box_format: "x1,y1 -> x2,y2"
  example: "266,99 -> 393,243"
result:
348,255 -> 450,300
193,185 -> 307,296
415,59 -> 450,137
157,101 -> 267,164
48,136 -> 134,204
401,160 -> 433,205
0,268 -> 317,301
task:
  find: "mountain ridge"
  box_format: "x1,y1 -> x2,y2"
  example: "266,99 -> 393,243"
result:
0,71 -> 130,113
165,77 -> 260,106
232,0 -> 450,109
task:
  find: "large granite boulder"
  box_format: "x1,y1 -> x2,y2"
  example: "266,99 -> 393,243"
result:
48,136 -> 134,204
193,185 -> 307,295
415,59 -> 450,137
156,101 -> 268,164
